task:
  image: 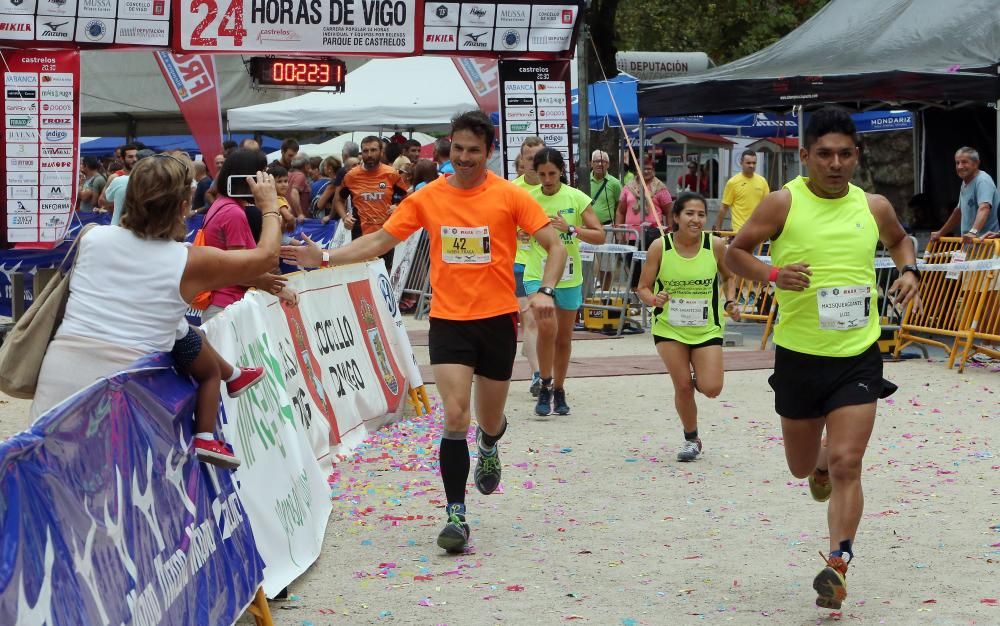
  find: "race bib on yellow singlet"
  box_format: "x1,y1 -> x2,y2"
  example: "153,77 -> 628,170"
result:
541,256 -> 574,281
441,226 -> 491,264
668,297 -> 709,326
816,285 -> 870,330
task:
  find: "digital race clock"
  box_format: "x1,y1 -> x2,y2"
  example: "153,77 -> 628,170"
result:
248,57 -> 346,91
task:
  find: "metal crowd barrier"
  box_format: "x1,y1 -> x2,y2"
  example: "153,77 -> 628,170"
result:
895,236 -> 1000,371
579,226 -> 643,336
403,231 -> 433,320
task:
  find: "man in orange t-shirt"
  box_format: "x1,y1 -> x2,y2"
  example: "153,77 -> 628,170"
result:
336,136 -> 408,269
281,110 -> 567,555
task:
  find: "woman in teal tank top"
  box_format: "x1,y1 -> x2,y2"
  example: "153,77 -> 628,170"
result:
636,192 -> 740,462
524,148 -> 606,417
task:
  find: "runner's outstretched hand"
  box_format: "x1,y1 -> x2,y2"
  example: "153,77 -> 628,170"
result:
280,233 -> 323,268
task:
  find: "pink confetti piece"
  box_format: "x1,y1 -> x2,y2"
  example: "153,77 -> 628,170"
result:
506,584 -> 525,592
523,480 -> 535,489
982,598 -> 998,605
418,598 -> 434,607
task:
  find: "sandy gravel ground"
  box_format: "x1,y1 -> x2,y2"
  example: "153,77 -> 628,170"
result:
2,321 -> 997,626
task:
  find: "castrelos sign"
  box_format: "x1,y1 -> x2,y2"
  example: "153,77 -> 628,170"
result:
1,50 -> 80,248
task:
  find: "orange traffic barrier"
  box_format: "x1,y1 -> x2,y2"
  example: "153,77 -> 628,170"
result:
894,237 -> 1000,371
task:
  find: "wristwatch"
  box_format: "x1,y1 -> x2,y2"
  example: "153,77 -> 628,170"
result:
968,228 -> 980,236
537,286 -> 556,298
567,225 -> 577,237
321,251 -> 331,268
901,263 -> 920,279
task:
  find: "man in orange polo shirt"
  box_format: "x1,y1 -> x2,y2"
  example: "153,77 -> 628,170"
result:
281,110 -> 567,554
335,135 -> 409,269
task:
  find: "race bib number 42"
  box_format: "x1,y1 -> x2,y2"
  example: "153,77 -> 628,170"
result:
441,226 -> 491,264
817,285 -> 871,330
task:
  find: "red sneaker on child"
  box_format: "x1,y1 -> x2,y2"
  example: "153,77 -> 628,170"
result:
226,366 -> 265,398
194,439 -> 241,469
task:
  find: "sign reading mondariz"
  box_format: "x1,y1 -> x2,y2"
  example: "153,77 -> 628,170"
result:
180,0 -> 417,53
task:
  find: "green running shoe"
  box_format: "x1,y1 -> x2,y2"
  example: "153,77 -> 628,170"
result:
436,503 -> 470,553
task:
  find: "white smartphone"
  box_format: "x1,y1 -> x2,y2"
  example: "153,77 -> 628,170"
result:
226,175 -> 253,198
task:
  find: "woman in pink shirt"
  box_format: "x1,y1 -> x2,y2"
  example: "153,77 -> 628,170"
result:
202,149 -> 297,322
616,160 -> 674,237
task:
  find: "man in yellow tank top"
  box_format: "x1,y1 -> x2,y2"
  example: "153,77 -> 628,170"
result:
726,107 -> 922,610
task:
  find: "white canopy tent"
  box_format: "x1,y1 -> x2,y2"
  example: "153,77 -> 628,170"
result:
228,57 -> 478,132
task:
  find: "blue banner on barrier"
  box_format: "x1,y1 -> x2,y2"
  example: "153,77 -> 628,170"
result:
0,353 -> 265,625
0,214 -> 340,318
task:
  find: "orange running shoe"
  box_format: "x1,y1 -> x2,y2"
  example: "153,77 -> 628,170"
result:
813,551 -> 849,609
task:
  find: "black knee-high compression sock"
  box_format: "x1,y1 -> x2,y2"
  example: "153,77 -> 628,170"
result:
479,416 -> 508,450
440,431 -> 470,506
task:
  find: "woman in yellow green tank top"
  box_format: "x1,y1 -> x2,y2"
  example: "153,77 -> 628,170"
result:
636,192 -> 740,462
524,148 -> 606,417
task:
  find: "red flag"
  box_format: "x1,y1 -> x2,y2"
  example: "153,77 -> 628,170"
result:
153,52 -> 224,175
452,58 -> 499,114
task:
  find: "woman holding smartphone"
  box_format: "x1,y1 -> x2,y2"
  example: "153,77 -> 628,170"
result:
203,149 -> 296,322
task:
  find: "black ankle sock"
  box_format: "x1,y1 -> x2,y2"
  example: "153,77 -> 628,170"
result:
684,429 -> 699,441
480,417 -> 507,449
439,437 -> 470,505
541,377 -> 553,388
839,539 -> 853,559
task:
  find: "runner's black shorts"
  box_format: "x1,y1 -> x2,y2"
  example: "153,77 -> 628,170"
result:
429,313 -> 519,381
768,342 -> 897,419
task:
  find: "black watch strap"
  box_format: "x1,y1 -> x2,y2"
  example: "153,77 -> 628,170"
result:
901,263 -> 920,278
537,286 -> 556,297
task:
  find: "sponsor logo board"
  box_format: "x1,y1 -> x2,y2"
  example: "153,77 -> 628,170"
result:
40,86 -> 73,100
423,26 -> 457,50
4,72 -> 38,87
76,16 -> 113,42
8,171 -> 39,185
6,114 -> 38,128
0,15 -> 35,39
494,27 -> 526,51
40,199 -> 71,212
36,16 -> 75,40
6,128 -> 39,142
7,186 -> 38,199
77,0 -> 116,18
460,3 -> 494,26
495,4 -> 530,27
537,106 -> 567,120
40,145 -> 73,156
7,199 -> 38,213
41,128 -> 72,143
41,172 -> 73,186
8,214 -> 38,228
40,115 -> 73,127
505,121 -> 536,133
503,80 -> 534,93
531,5 -> 577,28
458,26 -> 492,49
39,72 -> 73,87
536,93 -> 567,106
528,28 -> 572,52
538,120 -> 569,132
540,133 -> 569,147
423,2 -> 459,27
115,18 -> 168,45
6,142 -> 39,157
502,106 -> 536,120
6,157 -> 38,171
504,94 -> 534,106
5,100 -> 38,114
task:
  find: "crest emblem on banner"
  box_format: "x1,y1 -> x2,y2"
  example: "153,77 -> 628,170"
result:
360,298 -> 399,395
